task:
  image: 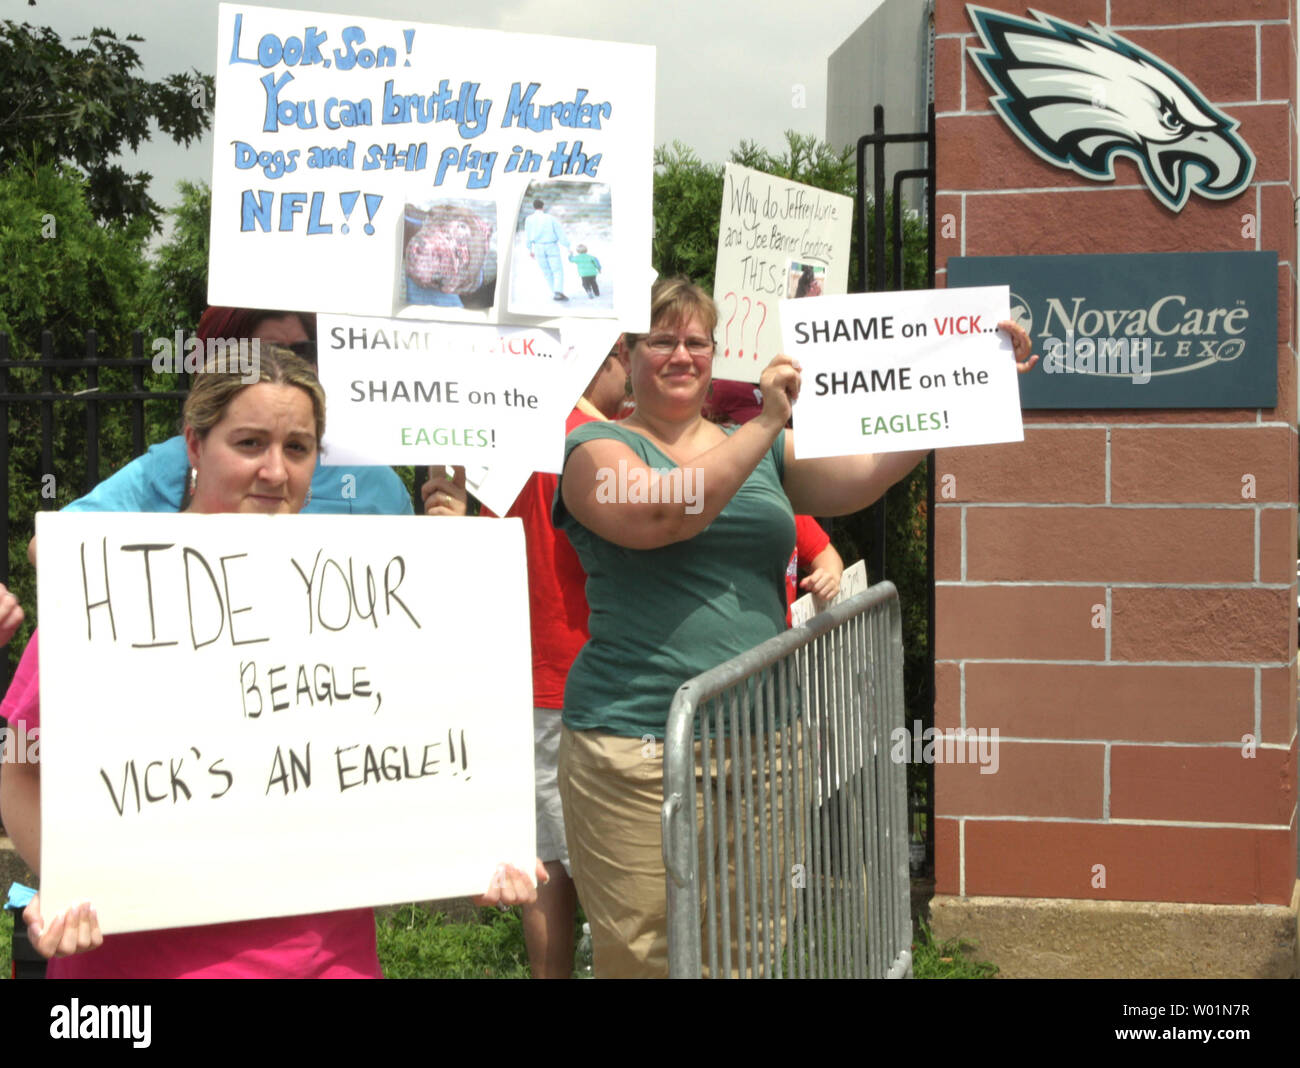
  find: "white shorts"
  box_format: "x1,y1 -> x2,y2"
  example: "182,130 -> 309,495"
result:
534,708 -> 570,874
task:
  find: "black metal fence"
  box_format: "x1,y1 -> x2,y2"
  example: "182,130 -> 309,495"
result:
853,104 -> 937,881
1,330 -> 191,687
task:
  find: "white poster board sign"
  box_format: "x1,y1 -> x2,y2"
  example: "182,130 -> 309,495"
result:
316,315 -> 607,470
712,164 -> 852,384
209,3 -> 653,329
783,287 -> 1023,457
35,512 -> 535,935
790,559 -> 868,628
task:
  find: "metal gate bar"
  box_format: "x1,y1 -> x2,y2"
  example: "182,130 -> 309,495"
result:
663,583 -> 912,978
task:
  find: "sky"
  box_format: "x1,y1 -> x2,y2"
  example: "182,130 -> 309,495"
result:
26,0 -> 885,220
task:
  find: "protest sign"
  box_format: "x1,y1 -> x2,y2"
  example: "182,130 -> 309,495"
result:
454,319 -> 621,512
783,287 -> 1023,458
209,3 -> 653,328
712,164 -> 852,383
316,314 -> 607,470
35,512 -> 535,935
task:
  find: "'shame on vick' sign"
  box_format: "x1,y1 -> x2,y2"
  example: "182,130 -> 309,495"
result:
35,511 -> 535,935
782,286 -> 1024,457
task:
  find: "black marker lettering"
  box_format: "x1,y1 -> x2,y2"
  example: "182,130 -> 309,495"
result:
81,538 -> 117,642
122,543 -> 179,647
290,550 -> 323,635
220,553 -> 269,646
208,758 -> 233,799
184,547 -> 224,649
383,556 -> 420,628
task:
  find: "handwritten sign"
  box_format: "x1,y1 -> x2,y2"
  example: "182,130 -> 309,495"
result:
35,512 -> 535,934
209,3 -> 653,328
784,287 -> 1023,457
713,164 -> 852,383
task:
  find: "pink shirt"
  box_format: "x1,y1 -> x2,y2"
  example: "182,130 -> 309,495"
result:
2,629 -> 381,979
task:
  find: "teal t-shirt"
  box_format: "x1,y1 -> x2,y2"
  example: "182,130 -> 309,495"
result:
554,422 -> 794,738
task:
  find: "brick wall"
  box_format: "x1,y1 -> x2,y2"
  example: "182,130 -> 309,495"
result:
933,0 -> 1298,905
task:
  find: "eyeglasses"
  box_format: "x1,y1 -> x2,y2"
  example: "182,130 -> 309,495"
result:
641,334 -> 715,356
284,340 -> 317,362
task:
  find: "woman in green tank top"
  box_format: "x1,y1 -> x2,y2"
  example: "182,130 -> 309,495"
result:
553,277 -> 1037,977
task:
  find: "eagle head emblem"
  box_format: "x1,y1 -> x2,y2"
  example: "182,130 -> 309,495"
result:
966,6 -> 1255,211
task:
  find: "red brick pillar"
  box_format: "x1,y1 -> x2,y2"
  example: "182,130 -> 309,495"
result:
931,0 -> 1298,976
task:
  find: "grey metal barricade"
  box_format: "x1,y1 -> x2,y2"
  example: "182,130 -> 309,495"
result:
662,582 -> 912,978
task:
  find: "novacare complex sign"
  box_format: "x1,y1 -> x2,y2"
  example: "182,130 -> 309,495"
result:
948,252 -> 1277,409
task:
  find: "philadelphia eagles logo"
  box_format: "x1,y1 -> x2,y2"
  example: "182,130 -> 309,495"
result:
966,6 -> 1255,211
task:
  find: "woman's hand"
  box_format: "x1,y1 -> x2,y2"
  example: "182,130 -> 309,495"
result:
421,466 -> 467,516
24,895 -> 103,959
757,354 -> 802,427
0,584 -> 23,646
998,319 -> 1039,373
471,860 -> 548,908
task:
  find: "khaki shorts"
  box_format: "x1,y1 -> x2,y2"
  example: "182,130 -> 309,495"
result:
558,725 -> 789,979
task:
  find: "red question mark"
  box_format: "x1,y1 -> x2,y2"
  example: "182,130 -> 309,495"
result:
722,292 -> 738,357
752,301 -> 768,359
738,297 -> 752,359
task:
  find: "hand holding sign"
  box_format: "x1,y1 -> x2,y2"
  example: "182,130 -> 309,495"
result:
756,352 -> 803,429
24,898 -> 104,961
1003,318 -> 1039,373
422,465 -> 468,516
472,859 -> 549,908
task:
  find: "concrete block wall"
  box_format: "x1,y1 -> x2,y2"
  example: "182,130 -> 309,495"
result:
932,0 -> 1298,906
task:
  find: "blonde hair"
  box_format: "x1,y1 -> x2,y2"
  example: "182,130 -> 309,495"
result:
183,345 -> 326,444
622,276 -> 718,349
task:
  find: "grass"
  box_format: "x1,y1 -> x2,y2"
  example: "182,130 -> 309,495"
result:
912,919 -> 999,979
3,902 -> 995,979
377,904 -> 532,979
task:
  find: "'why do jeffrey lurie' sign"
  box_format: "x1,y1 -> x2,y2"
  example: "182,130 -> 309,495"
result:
35,512 -> 535,935
712,163 -> 852,384
783,287 -> 1023,457
209,3 -> 653,326
948,252 -> 1278,409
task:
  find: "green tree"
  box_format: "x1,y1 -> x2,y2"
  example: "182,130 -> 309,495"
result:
651,132 -> 861,290
0,159 -> 149,357
0,20 -> 214,232
0,160 -> 158,642
731,131 -> 856,196
141,180 -> 212,336
652,142 -> 724,286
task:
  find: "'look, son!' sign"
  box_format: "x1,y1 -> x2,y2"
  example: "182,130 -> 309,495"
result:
782,287 -> 1023,457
